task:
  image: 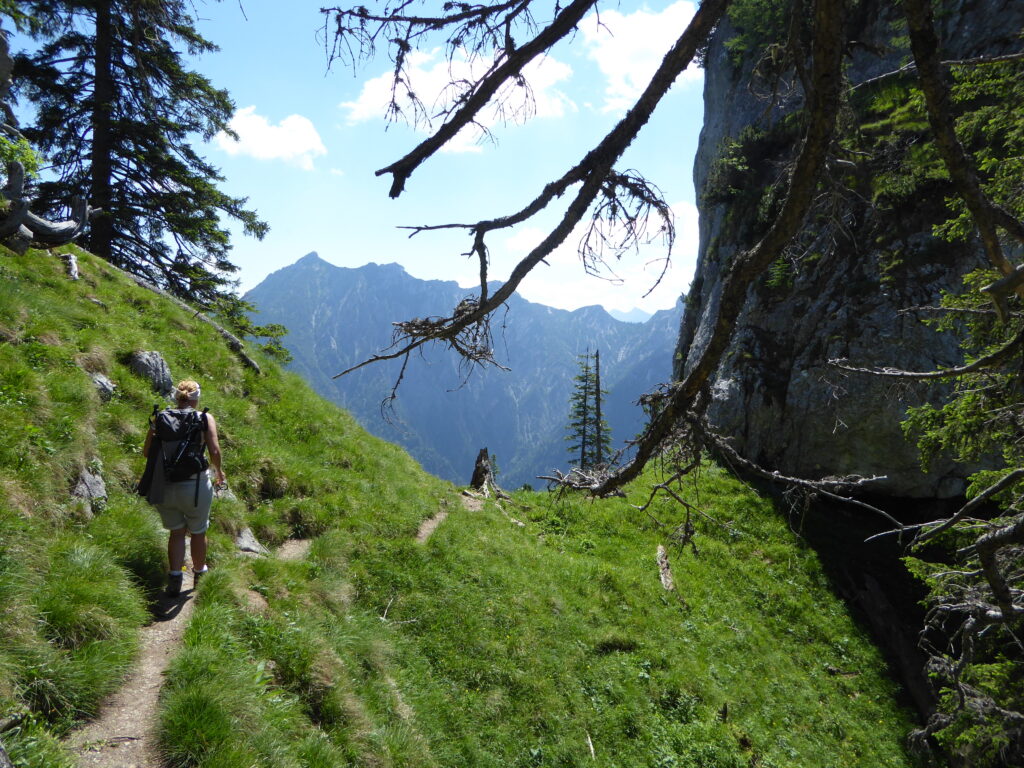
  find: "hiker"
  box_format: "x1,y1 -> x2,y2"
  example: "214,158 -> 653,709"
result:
142,379 -> 225,596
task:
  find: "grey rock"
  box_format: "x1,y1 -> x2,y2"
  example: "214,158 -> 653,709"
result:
90,371 -> 116,402
129,350 -> 173,398
235,527 -> 269,556
61,252 -> 78,280
681,0 -> 1021,498
71,465 -> 106,512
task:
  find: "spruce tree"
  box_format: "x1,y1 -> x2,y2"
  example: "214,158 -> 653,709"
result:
13,0 -> 267,303
565,349 -> 611,470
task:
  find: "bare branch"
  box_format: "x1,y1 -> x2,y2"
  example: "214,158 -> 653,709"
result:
852,51 -> 1024,91
335,0 -> 729,381
829,324 -> 1024,379
369,0 -> 598,198
914,469 -> 1024,546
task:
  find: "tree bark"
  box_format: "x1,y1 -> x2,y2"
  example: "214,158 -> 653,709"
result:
87,0 -> 115,262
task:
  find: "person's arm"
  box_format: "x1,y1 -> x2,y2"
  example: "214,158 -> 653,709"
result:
205,413 -> 226,485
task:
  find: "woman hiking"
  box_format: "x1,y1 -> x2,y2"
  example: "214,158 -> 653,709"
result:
142,379 -> 225,596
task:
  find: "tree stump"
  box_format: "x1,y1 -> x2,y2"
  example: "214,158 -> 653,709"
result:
469,448 -> 494,494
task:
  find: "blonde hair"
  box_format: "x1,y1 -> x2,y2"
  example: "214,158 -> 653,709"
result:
174,379 -> 201,404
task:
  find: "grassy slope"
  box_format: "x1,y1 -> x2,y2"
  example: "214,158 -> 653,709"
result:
0,247 -> 920,767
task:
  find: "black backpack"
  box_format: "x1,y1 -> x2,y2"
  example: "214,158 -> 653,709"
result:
135,403 -> 208,505
155,407 -> 209,482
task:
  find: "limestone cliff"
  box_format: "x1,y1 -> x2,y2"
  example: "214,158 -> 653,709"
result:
681,0 -> 1024,498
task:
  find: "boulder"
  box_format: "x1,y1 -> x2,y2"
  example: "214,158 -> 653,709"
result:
129,350 -> 173,398
71,465 -> 106,513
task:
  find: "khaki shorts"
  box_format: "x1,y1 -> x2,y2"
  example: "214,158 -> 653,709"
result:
155,472 -> 214,534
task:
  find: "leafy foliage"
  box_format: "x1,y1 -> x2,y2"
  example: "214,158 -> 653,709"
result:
11,0 -> 267,304
878,54 -> 1024,765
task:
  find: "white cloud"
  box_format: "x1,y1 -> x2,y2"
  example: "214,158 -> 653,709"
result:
215,106 -> 327,170
341,48 -> 575,152
487,199 -> 699,313
582,2 -> 702,113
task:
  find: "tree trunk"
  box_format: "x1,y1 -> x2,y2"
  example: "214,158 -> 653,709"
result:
594,349 -> 603,465
470,448 -> 494,491
88,0 -> 115,262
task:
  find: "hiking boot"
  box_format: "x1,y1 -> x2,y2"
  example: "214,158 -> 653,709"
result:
193,567 -> 207,588
166,572 -> 183,597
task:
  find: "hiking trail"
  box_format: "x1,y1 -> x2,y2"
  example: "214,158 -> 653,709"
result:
67,538 -> 313,767
67,543 -> 197,768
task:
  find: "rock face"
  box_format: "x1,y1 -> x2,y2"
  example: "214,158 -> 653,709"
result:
681,0 -> 1023,498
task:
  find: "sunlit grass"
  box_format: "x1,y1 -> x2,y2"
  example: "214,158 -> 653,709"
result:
0,246 -> 921,767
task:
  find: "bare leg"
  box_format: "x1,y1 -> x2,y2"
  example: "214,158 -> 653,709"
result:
168,528 -> 187,572
190,532 -> 207,572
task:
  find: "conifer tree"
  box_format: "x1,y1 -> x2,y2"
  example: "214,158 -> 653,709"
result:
13,0 -> 267,303
565,349 -> 611,470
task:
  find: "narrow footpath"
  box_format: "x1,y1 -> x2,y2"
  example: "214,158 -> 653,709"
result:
68,546 -> 197,768
66,494 -> 468,766
67,538 -> 314,767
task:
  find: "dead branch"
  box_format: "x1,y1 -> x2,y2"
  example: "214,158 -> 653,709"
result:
853,51 -> 1024,91
1,161 -> 97,253
354,0 -> 599,199
913,469 -> 1024,546
334,0 -> 728,386
656,545 -> 675,591
693,416 -> 901,527
975,515 -> 1024,617
829,324 -> 1024,379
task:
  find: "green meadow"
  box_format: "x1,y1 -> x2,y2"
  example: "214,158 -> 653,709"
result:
0,247 -> 918,767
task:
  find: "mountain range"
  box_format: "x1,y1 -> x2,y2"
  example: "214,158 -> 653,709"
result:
245,252 -> 684,488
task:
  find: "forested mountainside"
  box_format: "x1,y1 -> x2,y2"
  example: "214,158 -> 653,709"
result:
245,253 -> 683,488
0,246 -> 920,767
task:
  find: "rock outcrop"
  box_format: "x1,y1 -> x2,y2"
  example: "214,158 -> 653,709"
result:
129,350 -> 173,398
680,0 -> 1023,498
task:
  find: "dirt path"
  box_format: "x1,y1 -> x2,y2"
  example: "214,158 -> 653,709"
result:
68,546 -> 197,768
416,500 -> 451,543
68,537 -> 312,767
277,538 -> 312,561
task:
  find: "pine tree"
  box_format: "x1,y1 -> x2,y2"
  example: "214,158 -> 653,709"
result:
13,0 -> 267,303
565,349 -> 611,470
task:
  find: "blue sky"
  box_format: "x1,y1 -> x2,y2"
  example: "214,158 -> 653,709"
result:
188,1 -> 705,314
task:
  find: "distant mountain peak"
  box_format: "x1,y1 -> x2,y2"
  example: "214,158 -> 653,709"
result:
609,307 -> 653,323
